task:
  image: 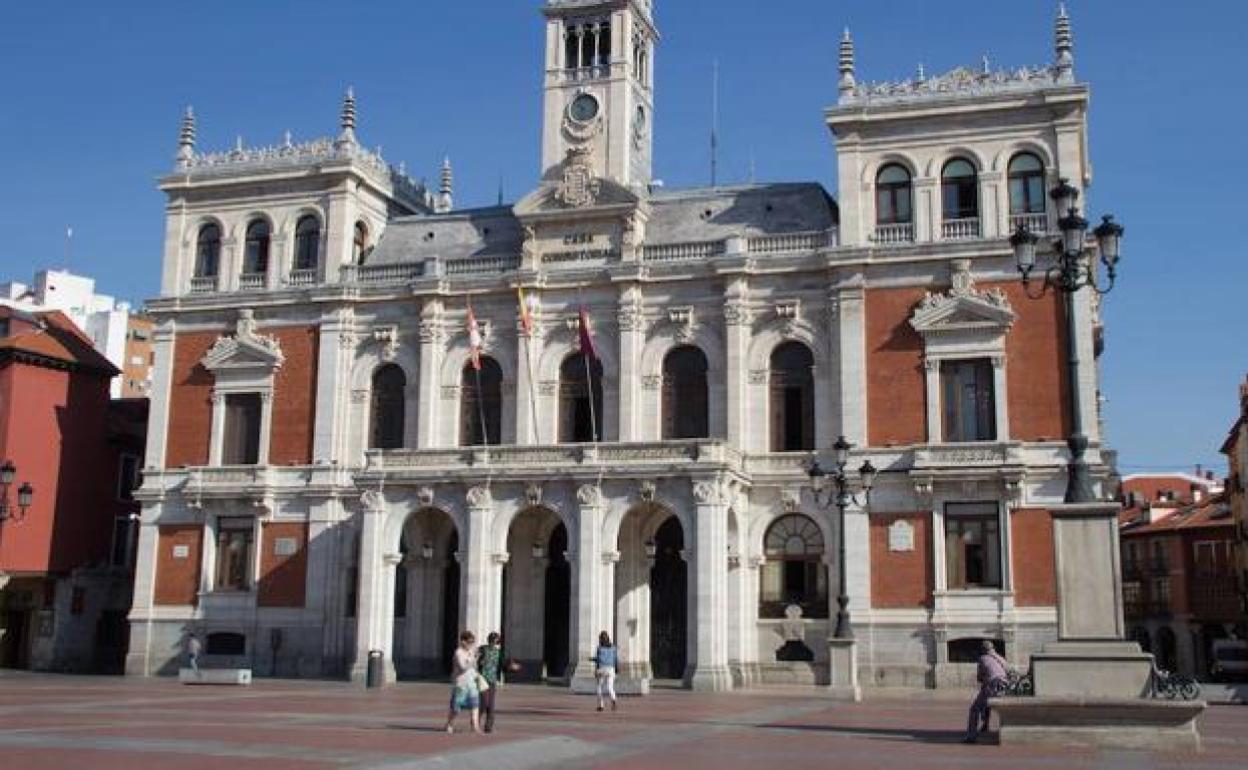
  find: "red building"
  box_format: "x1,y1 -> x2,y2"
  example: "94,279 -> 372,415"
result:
0,306 -> 145,672
1120,475 -> 1243,678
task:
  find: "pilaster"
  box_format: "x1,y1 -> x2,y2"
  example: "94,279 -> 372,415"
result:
724,276 -> 749,447
570,484 -> 605,692
687,479 -> 732,691
836,277 -> 868,447
462,486 -> 494,638
417,300 -> 444,448
616,286 -> 644,442
349,492 -> 394,683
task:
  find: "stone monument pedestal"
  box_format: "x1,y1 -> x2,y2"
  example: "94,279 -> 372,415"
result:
827,638 -> 861,702
994,503 -> 1205,750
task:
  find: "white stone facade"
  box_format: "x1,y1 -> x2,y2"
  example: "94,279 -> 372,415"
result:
126,3 -> 1115,690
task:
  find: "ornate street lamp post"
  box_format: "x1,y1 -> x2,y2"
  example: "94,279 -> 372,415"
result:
1010,180 -> 1124,503
807,437 -> 877,639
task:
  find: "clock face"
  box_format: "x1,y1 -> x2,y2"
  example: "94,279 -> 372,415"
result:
569,93 -> 600,123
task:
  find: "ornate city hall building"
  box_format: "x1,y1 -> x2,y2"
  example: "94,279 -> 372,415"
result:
128,1 -> 1110,691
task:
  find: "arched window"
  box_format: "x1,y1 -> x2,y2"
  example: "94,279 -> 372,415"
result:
370,365 -> 406,450
559,353 -> 604,443
294,215 -> 321,271
941,158 -> 980,221
243,219 -> 270,276
461,357 -> 503,447
352,221 -> 370,265
195,223 -> 221,278
662,346 -> 709,440
1008,153 -> 1046,215
760,514 -> 827,619
769,342 -> 815,452
875,164 -> 913,225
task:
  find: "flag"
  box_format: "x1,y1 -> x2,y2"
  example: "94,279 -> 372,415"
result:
467,301 -> 482,371
577,303 -> 598,362
517,286 -> 534,337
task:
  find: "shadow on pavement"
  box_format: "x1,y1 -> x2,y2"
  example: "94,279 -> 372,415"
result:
759,723 -> 975,745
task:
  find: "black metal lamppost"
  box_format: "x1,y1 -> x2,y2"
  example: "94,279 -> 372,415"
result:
0,460 -> 35,526
1010,180 -> 1124,504
806,437 -> 877,639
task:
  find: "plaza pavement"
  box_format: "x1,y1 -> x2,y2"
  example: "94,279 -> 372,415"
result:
0,672 -> 1243,769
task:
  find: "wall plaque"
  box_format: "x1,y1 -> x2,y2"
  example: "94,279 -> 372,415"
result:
274,538 -> 298,557
172,545 -> 190,559
888,520 -> 915,553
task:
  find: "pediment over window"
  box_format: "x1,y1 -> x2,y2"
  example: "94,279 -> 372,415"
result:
909,260 -> 1016,338
202,309 -> 284,373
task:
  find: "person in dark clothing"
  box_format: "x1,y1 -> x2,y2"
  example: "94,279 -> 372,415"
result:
476,632 -> 504,733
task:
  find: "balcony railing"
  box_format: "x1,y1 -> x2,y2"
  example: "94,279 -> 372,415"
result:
874,222 -> 914,244
942,217 -> 981,241
287,269 -> 317,287
363,440 -> 743,475
747,230 -> 836,255
341,263 -> 425,285
445,255 -> 521,276
189,276 -> 218,294
238,273 -> 265,291
1010,212 -> 1049,235
642,240 -> 725,263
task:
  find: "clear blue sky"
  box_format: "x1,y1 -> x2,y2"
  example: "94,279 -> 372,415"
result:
1,1 -> 1243,475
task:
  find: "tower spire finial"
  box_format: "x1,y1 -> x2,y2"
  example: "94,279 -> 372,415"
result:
1055,3 -> 1074,81
436,156 -> 454,213
337,87 -> 357,147
176,106 -> 196,167
838,27 -> 857,100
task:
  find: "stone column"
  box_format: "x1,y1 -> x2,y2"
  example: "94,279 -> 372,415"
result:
306,496 -> 347,676
144,321 -> 177,468
313,308 -> 354,464
570,485 -> 605,692
461,486 -> 494,638
688,480 -> 731,691
416,301 -> 444,448
616,286 -> 644,442
124,505 -> 163,676
723,276 -> 750,446
349,491 -> 395,683
836,277 -> 868,448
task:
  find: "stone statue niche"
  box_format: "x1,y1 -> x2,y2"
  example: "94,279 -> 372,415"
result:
775,604 -> 815,662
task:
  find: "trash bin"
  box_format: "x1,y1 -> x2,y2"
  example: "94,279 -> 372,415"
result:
366,650 -> 385,689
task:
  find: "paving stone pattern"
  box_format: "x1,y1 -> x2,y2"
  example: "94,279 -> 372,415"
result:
0,673 -> 1244,769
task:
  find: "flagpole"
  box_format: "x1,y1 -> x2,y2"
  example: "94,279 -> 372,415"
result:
524,335 -> 540,445
473,364 -> 490,449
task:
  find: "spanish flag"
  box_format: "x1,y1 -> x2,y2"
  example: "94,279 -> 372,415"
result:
578,303 -> 598,363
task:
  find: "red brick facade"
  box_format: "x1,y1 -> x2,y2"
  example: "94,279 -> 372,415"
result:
154,525 -> 202,606
165,326 -> 319,469
869,513 -> 933,608
258,522 -> 308,607
865,283 -> 1069,447
1011,508 -> 1057,607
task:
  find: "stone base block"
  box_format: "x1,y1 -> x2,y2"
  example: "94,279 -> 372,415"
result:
179,668 -> 252,685
992,698 -> 1205,752
827,638 -> 861,702
1031,641 -> 1153,699
688,665 -> 733,692
759,662 -> 822,686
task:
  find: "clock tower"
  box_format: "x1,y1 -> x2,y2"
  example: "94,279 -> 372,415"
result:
540,0 -> 657,191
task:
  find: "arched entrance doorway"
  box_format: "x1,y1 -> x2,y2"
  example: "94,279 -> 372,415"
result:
650,517 -> 687,680
392,509 -> 460,679
501,508 -> 571,682
614,503 -> 688,687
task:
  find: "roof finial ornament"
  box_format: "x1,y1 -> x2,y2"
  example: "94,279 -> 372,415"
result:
1055,3 -> 1074,82
838,27 -> 857,100
176,106 -> 196,168
916,62 -> 926,83
337,87 -> 357,147
435,156 -> 454,214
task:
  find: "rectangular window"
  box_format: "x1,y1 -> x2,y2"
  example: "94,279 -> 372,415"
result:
214,518 -> 254,592
221,393 -> 262,465
944,502 -> 1002,590
117,454 -> 141,501
941,359 -> 996,442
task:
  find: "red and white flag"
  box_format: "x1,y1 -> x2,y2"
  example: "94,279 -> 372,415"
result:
577,303 -> 598,362
467,302 -> 482,371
